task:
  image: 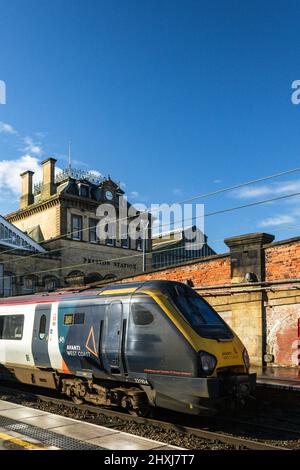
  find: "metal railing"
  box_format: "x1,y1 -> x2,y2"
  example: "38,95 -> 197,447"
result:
34,168 -> 105,194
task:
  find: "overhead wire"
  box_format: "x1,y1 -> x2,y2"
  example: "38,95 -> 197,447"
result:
1,164 -> 300,257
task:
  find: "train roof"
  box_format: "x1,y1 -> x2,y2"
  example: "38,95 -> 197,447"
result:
0,280 -> 187,307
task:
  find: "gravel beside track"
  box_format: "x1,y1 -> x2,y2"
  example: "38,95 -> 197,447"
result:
0,385 -> 298,450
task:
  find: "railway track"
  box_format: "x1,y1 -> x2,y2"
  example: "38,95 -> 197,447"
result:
0,384 -> 290,450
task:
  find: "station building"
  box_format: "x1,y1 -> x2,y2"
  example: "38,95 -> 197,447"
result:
5,158 -> 152,288
3,158 -> 218,292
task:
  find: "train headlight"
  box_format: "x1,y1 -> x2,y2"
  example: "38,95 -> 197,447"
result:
199,351 -> 217,375
243,348 -> 250,369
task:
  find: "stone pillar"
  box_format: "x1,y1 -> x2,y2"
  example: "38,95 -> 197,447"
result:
224,233 -> 275,366
20,170 -> 34,209
41,158 -> 56,200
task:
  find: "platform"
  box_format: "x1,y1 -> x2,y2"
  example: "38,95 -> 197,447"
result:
0,400 -> 182,451
253,366 -> 300,391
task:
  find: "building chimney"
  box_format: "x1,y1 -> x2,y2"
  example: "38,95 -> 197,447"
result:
20,170 -> 34,209
41,158 -> 57,200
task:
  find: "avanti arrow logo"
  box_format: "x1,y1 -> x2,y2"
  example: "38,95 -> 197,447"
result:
85,326 -> 98,357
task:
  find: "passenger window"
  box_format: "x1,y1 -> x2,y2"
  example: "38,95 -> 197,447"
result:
39,315 -> 47,340
0,315 -> 24,340
131,303 -> 154,326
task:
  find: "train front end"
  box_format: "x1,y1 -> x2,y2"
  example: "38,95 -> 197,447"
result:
143,282 -> 256,415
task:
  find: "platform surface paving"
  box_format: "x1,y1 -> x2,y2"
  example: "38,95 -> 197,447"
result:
252,366 -> 300,391
0,399 -> 182,450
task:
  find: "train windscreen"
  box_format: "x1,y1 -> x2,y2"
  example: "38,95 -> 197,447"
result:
169,284 -> 233,340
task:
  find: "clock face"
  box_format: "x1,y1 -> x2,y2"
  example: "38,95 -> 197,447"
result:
105,190 -> 113,200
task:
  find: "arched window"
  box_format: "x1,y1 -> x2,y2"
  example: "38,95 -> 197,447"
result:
3,272 -> 14,297
23,275 -> 37,294
65,270 -> 85,287
44,277 -> 59,291
85,272 -> 103,284
136,237 -> 143,251
104,274 -> 117,280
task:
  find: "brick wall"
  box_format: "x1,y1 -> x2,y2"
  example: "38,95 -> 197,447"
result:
265,237 -> 300,281
116,254 -> 231,286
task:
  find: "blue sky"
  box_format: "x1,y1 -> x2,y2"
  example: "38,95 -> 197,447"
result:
1,0 -> 300,252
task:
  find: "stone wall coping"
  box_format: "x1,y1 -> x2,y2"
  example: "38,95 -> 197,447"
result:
263,234 -> 300,249
225,232 -> 275,248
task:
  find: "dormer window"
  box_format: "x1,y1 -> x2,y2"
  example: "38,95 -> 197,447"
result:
79,184 -> 89,198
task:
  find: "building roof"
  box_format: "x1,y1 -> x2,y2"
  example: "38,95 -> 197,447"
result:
152,225 -> 196,239
33,168 -> 124,204
0,215 -> 45,253
152,225 -> 208,250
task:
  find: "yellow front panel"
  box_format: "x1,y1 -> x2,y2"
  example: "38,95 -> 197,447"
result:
143,290 -> 247,376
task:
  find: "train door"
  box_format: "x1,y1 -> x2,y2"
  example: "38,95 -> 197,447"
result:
31,304 -> 52,368
104,301 -> 123,373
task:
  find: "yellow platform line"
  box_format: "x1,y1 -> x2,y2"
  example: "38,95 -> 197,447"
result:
0,432 -> 46,450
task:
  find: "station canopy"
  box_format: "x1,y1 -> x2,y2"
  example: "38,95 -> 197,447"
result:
0,215 -> 45,253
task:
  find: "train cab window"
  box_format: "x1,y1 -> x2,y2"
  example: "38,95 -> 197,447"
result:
0,315 -> 24,340
64,314 -> 74,325
170,285 -> 233,340
131,303 -> 154,326
64,313 -> 85,325
39,315 -> 47,340
74,313 -> 85,324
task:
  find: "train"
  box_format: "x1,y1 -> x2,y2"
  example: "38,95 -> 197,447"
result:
0,280 -> 256,416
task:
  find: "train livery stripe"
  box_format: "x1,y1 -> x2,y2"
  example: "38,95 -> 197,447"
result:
144,369 -> 193,376
61,358 -> 72,374
98,288 -> 137,296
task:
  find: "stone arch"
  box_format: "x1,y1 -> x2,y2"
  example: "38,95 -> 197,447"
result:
103,273 -> 117,280
22,274 -> 39,294
64,270 -> 85,287
3,271 -> 15,297
43,275 -> 60,291
85,272 -> 103,284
